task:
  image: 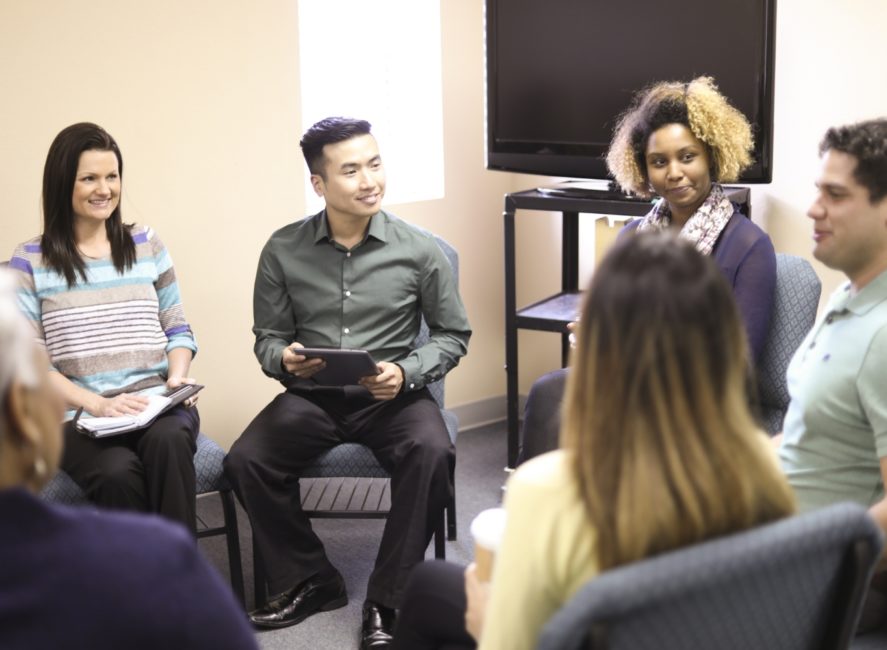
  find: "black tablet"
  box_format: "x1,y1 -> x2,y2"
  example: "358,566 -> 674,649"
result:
297,348 -> 380,386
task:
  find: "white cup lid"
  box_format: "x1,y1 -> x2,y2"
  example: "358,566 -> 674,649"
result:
470,507 -> 507,550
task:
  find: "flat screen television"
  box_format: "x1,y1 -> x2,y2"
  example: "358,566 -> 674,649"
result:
485,0 -> 777,186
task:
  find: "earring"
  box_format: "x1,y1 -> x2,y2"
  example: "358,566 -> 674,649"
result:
34,456 -> 47,479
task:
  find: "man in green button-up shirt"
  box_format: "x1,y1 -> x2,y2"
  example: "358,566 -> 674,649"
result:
225,118 -> 471,646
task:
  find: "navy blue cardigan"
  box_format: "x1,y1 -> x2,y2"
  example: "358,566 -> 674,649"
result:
621,208 -> 776,362
0,489 -> 257,650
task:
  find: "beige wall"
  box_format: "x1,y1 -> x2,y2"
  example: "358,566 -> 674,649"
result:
0,1 -> 512,449
1,0 -> 885,448
756,0 -> 887,305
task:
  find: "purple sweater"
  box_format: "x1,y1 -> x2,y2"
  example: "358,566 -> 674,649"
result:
621,209 -> 776,362
0,489 -> 256,650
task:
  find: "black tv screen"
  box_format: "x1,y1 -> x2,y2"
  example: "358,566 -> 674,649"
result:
485,0 -> 777,184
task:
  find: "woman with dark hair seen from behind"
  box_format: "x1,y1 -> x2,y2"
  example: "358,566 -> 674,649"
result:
9,123 -> 200,531
392,231 -> 795,650
519,76 -> 777,464
0,271 -> 257,650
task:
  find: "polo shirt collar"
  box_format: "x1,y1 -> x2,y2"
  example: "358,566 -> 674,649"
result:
833,267 -> 887,316
313,210 -> 388,245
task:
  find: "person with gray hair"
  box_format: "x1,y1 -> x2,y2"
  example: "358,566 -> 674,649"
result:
0,270 -> 258,650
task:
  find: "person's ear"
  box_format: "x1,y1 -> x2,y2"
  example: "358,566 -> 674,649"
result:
4,379 -> 43,449
310,174 -> 325,198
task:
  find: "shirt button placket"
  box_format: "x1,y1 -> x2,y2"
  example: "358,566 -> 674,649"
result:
342,249 -> 352,345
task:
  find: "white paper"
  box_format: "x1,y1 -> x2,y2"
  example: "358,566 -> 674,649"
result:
76,394 -> 172,436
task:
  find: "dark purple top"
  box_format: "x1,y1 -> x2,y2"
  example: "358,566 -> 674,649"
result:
621,208 -> 777,362
0,488 -> 257,650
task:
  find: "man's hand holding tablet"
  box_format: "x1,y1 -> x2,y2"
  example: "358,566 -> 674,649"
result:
281,342 -> 326,379
285,343 -> 388,390
358,361 -> 404,401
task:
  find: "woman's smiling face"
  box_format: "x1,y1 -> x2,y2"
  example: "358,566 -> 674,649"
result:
71,149 -> 120,226
645,123 -> 713,226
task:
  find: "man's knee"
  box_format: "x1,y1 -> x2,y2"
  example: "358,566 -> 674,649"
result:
223,438 -> 253,484
400,425 -> 454,489
223,433 -> 284,492
411,416 -> 453,461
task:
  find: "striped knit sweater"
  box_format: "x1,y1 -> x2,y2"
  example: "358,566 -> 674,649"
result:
10,225 -> 197,410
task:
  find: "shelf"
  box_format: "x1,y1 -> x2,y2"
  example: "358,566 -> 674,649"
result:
503,184 -> 754,469
505,188 -> 653,217
516,292 -> 582,331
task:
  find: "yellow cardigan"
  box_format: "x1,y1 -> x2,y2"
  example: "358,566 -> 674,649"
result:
479,450 -> 599,650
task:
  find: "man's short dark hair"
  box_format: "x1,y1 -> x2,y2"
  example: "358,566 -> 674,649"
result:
299,117 -> 372,178
819,118 -> 887,203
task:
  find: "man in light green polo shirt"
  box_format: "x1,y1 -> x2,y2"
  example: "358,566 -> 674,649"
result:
778,118 -> 887,631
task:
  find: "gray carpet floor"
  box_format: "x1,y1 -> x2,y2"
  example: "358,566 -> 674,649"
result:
195,421 -> 508,650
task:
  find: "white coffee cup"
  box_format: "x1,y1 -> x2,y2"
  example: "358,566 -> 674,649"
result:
470,507 -> 507,582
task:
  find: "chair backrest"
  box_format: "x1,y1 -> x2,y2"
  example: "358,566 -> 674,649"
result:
756,254 -> 821,434
414,233 -> 459,410
536,502 -> 883,650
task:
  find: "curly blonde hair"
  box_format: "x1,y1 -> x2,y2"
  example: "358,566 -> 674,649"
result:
606,77 -> 754,198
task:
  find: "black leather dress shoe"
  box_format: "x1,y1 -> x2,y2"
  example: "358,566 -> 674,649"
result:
360,601 -> 396,650
248,571 -> 347,629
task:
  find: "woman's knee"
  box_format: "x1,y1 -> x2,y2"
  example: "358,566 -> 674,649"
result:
88,451 -> 148,506
140,420 -> 197,458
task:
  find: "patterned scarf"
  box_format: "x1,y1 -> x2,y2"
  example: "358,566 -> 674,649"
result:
636,183 -> 734,256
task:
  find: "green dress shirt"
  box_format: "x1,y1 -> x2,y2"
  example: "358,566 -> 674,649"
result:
252,210 -> 471,392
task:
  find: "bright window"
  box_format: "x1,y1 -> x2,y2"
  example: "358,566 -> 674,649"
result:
298,0 -> 445,211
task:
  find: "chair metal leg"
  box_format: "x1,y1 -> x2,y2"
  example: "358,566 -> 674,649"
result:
219,490 -> 245,606
434,509 -> 446,559
447,493 -> 457,541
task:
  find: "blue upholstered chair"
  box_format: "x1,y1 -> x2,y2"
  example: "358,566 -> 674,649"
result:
536,502 -> 883,650
41,432 -> 245,605
756,254 -> 822,434
252,233 -> 461,604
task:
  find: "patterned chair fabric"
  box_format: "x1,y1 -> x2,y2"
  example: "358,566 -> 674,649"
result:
39,464 -> 91,505
194,432 -> 233,494
756,254 -> 821,434
536,502 -> 883,650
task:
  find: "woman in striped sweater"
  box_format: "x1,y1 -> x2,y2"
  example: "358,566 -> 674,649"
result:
10,123 -> 200,532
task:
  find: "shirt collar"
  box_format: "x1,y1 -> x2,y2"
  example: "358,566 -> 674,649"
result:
830,267 -> 887,316
312,210 -> 388,245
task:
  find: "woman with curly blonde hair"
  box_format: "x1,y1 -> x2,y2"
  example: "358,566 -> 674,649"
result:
607,76 -> 776,362
517,77 -> 777,467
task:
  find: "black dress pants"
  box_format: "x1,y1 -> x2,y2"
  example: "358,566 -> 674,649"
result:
224,385 -> 454,609
61,405 -> 200,533
391,560 -> 475,650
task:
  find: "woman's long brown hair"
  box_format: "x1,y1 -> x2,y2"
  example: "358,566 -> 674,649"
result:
561,231 -> 795,571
